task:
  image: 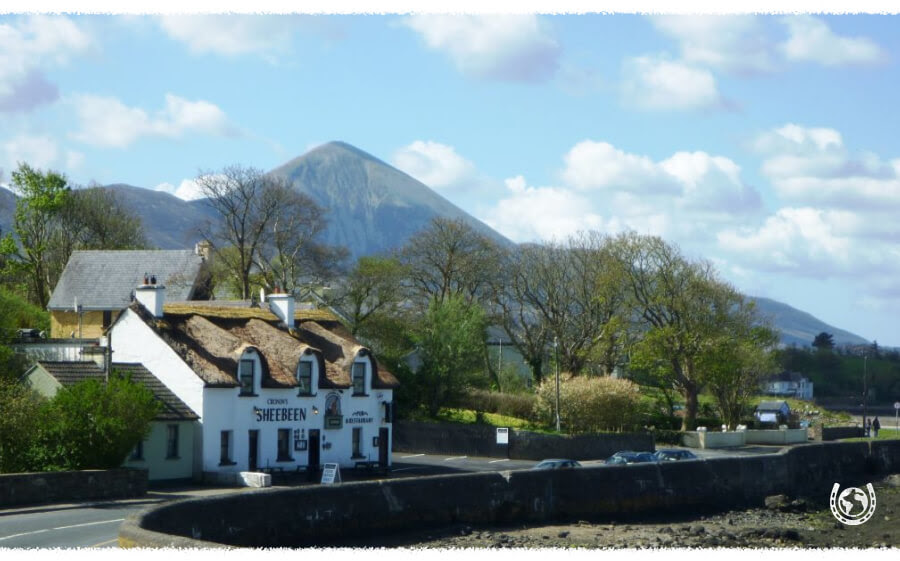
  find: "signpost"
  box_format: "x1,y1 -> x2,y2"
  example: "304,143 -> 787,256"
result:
320,462 -> 341,485
894,401 -> 899,431
496,427 -> 509,445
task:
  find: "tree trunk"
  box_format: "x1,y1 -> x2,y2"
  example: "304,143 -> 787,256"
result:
528,357 -> 543,386
681,385 -> 699,431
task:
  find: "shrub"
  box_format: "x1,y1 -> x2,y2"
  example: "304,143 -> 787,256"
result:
456,389 -> 537,421
533,374 -> 643,433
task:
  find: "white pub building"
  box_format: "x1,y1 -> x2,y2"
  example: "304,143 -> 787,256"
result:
108,279 -> 398,483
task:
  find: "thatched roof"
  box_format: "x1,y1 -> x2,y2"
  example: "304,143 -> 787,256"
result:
131,301 -> 398,390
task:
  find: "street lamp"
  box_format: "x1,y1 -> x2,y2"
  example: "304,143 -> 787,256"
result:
555,336 -> 561,432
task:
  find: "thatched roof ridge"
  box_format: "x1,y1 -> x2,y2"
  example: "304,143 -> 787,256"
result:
163,302 -> 338,323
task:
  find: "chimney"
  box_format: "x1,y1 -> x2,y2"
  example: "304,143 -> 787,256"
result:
195,240 -> 212,261
135,274 -> 166,318
267,290 -> 295,328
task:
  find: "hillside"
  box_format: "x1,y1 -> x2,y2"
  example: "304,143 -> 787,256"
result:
751,296 -> 869,348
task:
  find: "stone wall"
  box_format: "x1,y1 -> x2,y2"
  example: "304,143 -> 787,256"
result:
0,469 -> 147,508
392,421 -> 654,461
120,440 -> 900,548
808,425 -> 865,441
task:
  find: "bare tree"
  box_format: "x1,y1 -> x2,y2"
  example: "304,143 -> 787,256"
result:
399,217 -> 501,306
197,166 -> 289,299
254,183 -> 347,292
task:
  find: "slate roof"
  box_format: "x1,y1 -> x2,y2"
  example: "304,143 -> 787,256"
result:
34,361 -> 199,421
130,301 -> 399,391
756,400 -> 791,412
48,250 -> 205,311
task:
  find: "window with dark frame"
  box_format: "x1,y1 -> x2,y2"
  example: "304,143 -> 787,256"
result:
352,362 -> 366,395
130,439 -> 144,461
166,425 -> 179,459
102,310 -> 113,329
296,361 -> 312,396
352,427 -> 363,458
220,430 -> 233,465
239,358 -> 254,395
277,428 -> 292,461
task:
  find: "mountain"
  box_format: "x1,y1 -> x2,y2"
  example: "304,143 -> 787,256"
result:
268,141 -> 512,258
97,184 -> 217,249
751,296 -> 870,348
0,186 -> 16,236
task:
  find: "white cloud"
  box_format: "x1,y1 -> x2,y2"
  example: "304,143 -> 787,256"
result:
0,16 -> 93,112
781,16 -> 885,67
153,178 -> 207,201
401,15 -> 561,82
481,176 -> 607,242
754,123 -> 900,210
560,140 -> 759,217
71,94 -> 236,148
391,141 -> 477,190
651,15 -> 777,75
480,141 -> 760,245
158,15 -> 298,61
2,134 -> 59,170
621,55 -> 723,111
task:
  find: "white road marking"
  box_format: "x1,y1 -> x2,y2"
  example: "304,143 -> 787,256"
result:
53,518 -> 125,530
444,456 -> 467,461
390,467 -> 422,472
400,454 -> 425,458
0,518 -> 124,542
90,538 -> 120,548
488,459 -> 509,463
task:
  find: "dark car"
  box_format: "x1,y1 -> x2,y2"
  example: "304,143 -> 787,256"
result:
653,449 -> 698,462
532,459 -> 582,470
604,451 -> 656,465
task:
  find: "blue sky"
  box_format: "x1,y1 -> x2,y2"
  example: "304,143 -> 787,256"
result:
2,8 -> 900,346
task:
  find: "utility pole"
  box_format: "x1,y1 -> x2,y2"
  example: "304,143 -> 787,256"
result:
555,336 -> 561,432
863,354 -> 868,432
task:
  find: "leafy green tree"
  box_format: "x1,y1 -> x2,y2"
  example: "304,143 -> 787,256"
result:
618,232 -> 771,431
414,295 -> 488,416
700,324 -> 778,429
0,287 -> 49,382
812,332 -> 835,351
0,163 -> 71,307
30,372 -> 160,471
330,256 -> 408,337
0,379 -> 44,473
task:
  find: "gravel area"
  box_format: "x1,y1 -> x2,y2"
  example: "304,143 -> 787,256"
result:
351,475 -> 900,549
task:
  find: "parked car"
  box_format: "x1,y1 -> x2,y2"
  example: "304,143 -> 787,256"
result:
653,449 -> 698,462
532,459 -> 582,470
604,451 -> 656,465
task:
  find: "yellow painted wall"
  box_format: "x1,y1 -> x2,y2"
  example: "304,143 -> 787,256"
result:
51,310 -> 107,338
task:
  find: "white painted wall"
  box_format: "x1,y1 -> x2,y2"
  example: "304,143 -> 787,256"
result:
111,313 -> 394,477
110,309 -> 206,417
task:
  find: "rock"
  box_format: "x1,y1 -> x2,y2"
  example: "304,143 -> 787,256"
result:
781,529 -> 801,541
884,474 -> 900,487
765,495 -> 789,510
558,531 -> 570,538
690,525 -> 706,535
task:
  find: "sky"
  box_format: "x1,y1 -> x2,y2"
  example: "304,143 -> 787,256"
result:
2,5 -> 900,345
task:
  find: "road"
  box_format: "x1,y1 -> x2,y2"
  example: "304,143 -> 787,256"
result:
0,447 -> 784,548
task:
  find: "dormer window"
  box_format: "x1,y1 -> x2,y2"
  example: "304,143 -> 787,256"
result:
297,360 -> 313,396
239,358 -> 255,396
352,361 -> 366,396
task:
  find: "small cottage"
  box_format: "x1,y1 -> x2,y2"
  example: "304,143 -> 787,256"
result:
754,400 -> 792,425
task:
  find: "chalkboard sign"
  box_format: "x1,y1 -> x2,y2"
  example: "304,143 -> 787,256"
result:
321,462 -> 341,484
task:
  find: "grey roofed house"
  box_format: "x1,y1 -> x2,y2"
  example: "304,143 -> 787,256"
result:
48,249 -> 207,311
24,361 -> 199,421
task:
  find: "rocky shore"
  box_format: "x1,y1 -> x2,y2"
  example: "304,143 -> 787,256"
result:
356,475 -> 899,549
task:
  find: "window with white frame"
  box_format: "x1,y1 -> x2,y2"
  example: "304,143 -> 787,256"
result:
352,361 -> 366,395
297,359 -> 313,396
239,358 -> 255,396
